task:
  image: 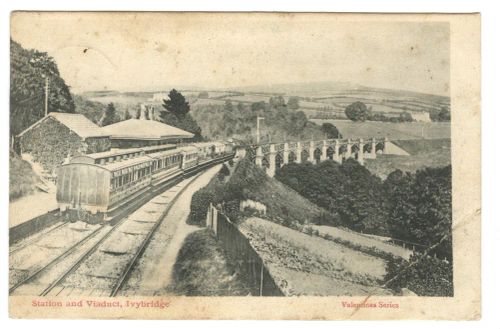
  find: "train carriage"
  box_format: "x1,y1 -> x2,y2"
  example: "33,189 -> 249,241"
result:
57,155 -> 154,218
56,140 -> 234,222
56,163 -> 111,214
178,145 -> 199,170
148,148 -> 184,186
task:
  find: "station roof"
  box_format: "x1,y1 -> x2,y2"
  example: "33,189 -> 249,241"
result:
18,112 -> 108,138
102,119 -> 194,140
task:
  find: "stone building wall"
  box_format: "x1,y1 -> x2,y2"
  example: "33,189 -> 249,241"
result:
85,137 -> 111,154
19,117 -> 87,175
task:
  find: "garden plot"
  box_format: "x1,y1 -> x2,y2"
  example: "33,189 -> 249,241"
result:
239,217 -> 389,296
276,268 -> 390,296
310,225 -> 413,260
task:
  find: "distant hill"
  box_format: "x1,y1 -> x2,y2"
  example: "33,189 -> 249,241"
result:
233,81 -> 448,100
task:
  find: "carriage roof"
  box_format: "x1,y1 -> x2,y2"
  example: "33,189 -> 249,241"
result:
147,148 -> 183,159
99,155 -> 154,172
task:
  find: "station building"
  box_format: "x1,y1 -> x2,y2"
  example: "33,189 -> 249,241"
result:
17,111 -> 194,176
17,112 -> 111,175
101,118 -> 194,148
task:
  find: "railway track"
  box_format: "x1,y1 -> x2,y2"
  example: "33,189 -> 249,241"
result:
9,221 -> 69,255
10,169 -> 205,297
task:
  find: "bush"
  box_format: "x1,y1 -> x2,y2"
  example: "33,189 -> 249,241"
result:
385,254 -> 453,296
385,166 -> 452,260
218,164 -> 230,181
275,159 -> 389,235
345,101 -> 369,122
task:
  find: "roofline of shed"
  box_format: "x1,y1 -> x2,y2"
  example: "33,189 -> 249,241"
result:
17,113 -> 109,139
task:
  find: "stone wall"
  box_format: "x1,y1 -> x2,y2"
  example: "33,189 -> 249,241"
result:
85,136 -> 111,153
19,117 -> 86,175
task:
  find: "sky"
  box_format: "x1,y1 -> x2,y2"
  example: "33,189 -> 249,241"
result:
11,12 -> 450,96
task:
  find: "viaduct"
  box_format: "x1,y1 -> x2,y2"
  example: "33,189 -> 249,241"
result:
252,137 -> 390,177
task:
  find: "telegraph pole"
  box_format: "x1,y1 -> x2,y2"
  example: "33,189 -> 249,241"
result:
44,76 -> 50,116
256,116 -> 264,144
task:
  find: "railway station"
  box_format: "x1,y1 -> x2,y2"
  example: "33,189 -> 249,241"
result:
16,112 -> 196,176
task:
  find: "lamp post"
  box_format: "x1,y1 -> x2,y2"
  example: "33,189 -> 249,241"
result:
256,116 -> 264,144
44,76 -> 49,116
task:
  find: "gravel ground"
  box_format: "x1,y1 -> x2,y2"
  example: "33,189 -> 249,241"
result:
55,176 -> 198,295
11,226 -> 112,296
9,222 -> 101,288
119,164 -> 222,296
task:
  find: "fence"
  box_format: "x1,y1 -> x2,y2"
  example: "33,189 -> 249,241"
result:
206,203 -> 284,296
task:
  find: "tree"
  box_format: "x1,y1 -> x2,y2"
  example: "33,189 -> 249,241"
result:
399,112 -> 413,122
321,123 -> 341,138
345,101 -> 369,122
275,159 -> 389,234
159,89 -> 202,139
124,109 -> 132,120
270,96 -> 286,110
101,103 -> 119,126
438,107 -> 451,121
287,96 -> 300,110
224,100 -> 234,112
162,89 -> 190,117
385,254 -> 453,296
386,166 -> 452,260
10,39 -> 75,137
430,107 -> 451,122
251,101 -> 266,112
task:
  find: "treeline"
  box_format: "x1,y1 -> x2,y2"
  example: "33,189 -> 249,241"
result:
275,160 -> 452,261
345,101 -> 414,123
429,107 -> 451,122
191,98 -> 325,143
10,39 -> 75,137
275,160 -> 452,296
275,160 -> 389,235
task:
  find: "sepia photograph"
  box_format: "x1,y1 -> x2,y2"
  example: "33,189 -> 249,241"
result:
8,12 -> 480,320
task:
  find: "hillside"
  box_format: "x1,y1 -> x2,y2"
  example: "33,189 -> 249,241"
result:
232,82 -> 449,119
10,39 -> 75,136
9,150 -> 40,200
189,156 -> 327,228
310,119 -> 451,140
365,139 -> 451,179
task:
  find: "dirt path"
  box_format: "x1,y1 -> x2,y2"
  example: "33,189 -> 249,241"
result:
120,164 -> 222,295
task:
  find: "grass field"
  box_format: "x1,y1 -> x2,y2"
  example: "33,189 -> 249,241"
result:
311,119 -> 451,140
365,151 -> 451,179
9,150 -> 39,201
392,138 -> 451,154
364,138 -> 451,178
